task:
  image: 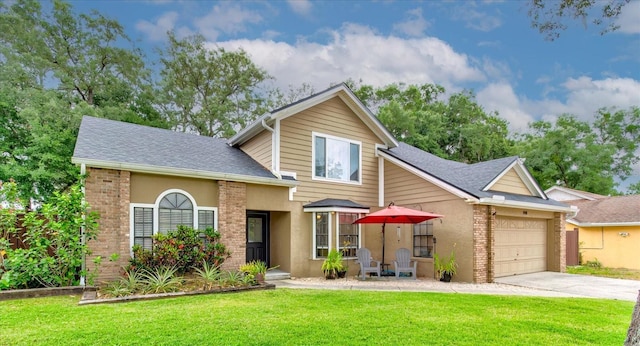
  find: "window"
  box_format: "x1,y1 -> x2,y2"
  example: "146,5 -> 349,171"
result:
313,133 -> 361,183
159,192 -> 193,234
133,207 -> 153,250
130,189 -> 217,251
312,211 -> 361,259
315,212 -> 329,258
413,221 -> 434,258
338,213 -> 359,258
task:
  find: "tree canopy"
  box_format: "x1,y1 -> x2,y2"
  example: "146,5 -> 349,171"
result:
527,0 -> 631,41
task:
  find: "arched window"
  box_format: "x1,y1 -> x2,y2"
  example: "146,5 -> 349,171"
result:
158,192 -> 193,234
131,189 -> 217,251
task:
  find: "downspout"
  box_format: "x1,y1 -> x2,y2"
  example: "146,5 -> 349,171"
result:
261,118 -> 281,179
79,163 -> 86,287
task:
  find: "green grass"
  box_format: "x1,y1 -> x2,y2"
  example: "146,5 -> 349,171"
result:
1,289 -> 633,345
567,265 -> 640,280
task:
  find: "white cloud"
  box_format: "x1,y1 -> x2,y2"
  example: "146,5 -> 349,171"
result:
194,3 -> 263,41
392,7 -> 430,37
211,23 -> 485,93
287,0 -> 313,16
616,0 -> 640,34
477,82 -> 535,131
135,11 -> 180,42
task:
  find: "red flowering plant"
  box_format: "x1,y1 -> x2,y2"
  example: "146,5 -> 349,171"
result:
127,226 -> 230,274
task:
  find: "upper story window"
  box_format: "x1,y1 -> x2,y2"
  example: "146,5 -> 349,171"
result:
313,132 -> 361,184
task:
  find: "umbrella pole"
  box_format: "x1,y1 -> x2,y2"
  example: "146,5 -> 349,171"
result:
381,223 -> 386,273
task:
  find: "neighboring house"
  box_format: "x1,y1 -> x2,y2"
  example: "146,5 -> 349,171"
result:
546,186 -> 640,270
72,83 -> 572,284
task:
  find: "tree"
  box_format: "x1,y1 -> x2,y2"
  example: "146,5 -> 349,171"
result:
351,82 -> 512,163
514,108 -> 639,195
628,182 -> 640,195
0,0 -> 148,105
158,32 -> 271,138
527,0 -> 631,41
0,0 -> 168,201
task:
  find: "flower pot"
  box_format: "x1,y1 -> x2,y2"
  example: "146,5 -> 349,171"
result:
255,273 -> 265,284
440,272 -> 452,282
337,270 -> 347,279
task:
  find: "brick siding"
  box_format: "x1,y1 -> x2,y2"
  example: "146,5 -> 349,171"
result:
472,205 -> 495,283
551,212 -> 566,272
84,168 -> 130,283
218,181 -> 247,270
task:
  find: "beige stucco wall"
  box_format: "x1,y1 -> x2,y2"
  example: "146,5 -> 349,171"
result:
130,173 -> 218,207
574,224 -> 640,270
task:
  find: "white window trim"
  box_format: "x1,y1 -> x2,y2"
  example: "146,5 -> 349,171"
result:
311,131 -> 362,185
129,203 -> 154,255
311,211 -> 362,260
312,211 -> 332,260
335,213 -> 361,259
129,189 -> 218,255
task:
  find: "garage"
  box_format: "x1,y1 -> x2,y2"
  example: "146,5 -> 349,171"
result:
494,217 -> 547,277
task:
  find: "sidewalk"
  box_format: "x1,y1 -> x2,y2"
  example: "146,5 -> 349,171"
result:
268,276 -> 581,299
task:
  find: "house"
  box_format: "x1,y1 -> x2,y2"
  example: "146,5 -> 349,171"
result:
72,83 -> 572,283
546,186 -> 640,269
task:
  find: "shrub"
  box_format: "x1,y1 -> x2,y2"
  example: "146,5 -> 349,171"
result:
586,258 -> 602,268
0,181 -> 99,290
127,226 -> 231,274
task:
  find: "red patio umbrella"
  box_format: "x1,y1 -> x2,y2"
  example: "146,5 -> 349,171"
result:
353,203 -> 444,270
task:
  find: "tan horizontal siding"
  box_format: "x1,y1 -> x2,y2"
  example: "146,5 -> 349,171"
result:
280,97 -> 380,206
384,161 -> 459,205
240,130 -> 272,171
491,169 -> 532,196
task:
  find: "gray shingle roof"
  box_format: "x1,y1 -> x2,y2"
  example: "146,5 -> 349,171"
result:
73,116 -> 281,182
383,142 -> 567,208
570,195 -> 640,224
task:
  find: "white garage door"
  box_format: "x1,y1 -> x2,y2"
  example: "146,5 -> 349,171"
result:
495,217 -> 547,277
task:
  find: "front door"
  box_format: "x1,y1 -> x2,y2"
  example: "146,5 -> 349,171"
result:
246,211 -> 269,264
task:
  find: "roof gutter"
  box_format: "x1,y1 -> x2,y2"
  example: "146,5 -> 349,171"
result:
72,157 -> 298,188
477,196 -> 574,213
568,220 -> 640,227
260,118 -> 282,179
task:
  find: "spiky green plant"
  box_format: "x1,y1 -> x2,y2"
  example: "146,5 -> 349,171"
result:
140,266 -> 183,294
193,260 -> 221,290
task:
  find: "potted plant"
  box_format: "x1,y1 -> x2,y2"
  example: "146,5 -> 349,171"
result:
240,260 -> 268,284
321,250 -> 344,279
434,245 -> 458,282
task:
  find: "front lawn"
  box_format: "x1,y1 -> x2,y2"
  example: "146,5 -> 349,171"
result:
1,289 -> 633,345
567,266 -> 640,280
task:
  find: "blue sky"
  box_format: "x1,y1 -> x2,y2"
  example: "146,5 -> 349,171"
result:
70,0 -> 640,187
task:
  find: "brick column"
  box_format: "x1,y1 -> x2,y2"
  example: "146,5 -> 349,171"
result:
84,168 -> 130,283
218,181 -> 247,270
551,212 -> 566,273
473,205 -> 494,283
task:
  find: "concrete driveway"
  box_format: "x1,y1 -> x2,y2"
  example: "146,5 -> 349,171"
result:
495,271 -> 640,301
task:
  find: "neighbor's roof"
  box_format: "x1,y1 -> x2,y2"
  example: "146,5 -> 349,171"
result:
72,116 -> 295,187
544,186 -> 607,201
569,195 -> 640,226
381,142 -> 569,210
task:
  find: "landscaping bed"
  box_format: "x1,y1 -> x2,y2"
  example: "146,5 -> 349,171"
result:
79,282 -> 274,305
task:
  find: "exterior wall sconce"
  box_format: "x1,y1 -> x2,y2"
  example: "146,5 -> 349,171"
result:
619,232 -> 629,237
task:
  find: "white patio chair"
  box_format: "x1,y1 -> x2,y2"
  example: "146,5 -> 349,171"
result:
393,248 -> 417,279
355,248 -> 381,279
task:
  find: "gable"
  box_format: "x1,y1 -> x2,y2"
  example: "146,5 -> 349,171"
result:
489,168 -> 534,196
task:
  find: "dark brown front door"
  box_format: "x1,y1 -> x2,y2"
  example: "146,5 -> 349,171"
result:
246,211 -> 269,264
566,229 -> 579,266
